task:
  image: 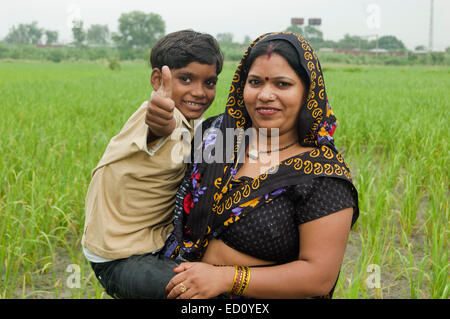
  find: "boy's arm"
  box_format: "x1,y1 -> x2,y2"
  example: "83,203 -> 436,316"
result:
145,66 -> 176,141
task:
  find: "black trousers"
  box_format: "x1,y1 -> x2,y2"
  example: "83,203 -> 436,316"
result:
90,251 -> 182,299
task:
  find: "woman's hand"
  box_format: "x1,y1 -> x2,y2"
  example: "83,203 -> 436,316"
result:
165,262 -> 234,299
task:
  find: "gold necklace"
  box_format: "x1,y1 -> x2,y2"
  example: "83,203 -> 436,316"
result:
247,141 -> 297,160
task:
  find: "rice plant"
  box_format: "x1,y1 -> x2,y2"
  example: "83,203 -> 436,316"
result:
0,61 -> 448,298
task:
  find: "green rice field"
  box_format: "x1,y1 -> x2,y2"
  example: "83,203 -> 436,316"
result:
0,60 -> 448,298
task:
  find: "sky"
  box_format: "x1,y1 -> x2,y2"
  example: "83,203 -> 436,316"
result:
1,0 -> 449,51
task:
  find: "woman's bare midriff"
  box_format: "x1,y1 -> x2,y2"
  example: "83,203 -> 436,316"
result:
201,238 -> 274,266
200,145 -> 315,267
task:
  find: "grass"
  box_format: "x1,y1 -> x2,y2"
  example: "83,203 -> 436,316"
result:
0,60 -> 448,299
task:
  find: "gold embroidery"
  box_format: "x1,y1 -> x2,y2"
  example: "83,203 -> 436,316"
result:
302,43 -> 312,51
324,163 -> 333,175
312,108 -> 323,119
233,191 -> 242,204
214,177 -> 222,189
285,158 -> 294,166
304,160 -> 313,174
318,75 -> 324,87
314,162 -> 323,175
307,99 -> 318,110
240,197 -> 260,208
225,197 -> 233,210
228,107 -> 242,118
310,149 -> 320,158
322,146 -> 334,159
214,192 -> 223,202
319,89 -> 325,100
226,96 -> 236,107
293,158 -> 303,170
217,202 -> 224,215
236,118 -> 246,127
242,184 -> 251,197
251,178 -> 260,190
334,164 -> 343,176
221,185 -> 229,193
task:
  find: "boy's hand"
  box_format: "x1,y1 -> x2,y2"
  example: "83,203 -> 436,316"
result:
146,65 -> 176,137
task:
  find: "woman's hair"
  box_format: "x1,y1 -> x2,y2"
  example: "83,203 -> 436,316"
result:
244,40 -> 310,93
150,30 -> 224,75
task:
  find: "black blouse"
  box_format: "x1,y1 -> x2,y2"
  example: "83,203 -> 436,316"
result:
219,176 -> 356,264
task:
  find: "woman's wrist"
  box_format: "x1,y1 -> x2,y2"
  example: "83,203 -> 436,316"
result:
216,265 -> 237,294
229,266 -> 251,296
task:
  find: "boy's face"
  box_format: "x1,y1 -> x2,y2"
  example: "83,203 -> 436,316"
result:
151,62 -> 218,120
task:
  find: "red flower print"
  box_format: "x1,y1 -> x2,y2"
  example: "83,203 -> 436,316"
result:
329,125 -> 336,136
183,193 -> 194,214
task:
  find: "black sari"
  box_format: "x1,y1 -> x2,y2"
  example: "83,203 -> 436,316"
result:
165,33 -> 359,297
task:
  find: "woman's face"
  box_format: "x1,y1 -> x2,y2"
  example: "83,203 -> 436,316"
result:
243,53 -> 306,139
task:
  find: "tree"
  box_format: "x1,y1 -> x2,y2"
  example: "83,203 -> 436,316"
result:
377,35 -> 405,51
4,21 -> 43,45
4,25 -> 28,44
216,33 -> 234,45
285,24 -> 303,36
336,34 -> 360,49
303,25 -> 323,41
27,22 -> 44,44
112,11 -> 165,48
87,24 -> 110,45
334,34 -> 375,50
415,45 -> 426,51
72,20 -> 86,46
242,35 -> 252,46
45,30 -> 58,45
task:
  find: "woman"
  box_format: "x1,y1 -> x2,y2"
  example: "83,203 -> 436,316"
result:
163,32 -> 359,299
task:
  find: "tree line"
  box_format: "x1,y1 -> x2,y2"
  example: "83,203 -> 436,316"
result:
1,10 -> 449,65
3,11 -> 165,49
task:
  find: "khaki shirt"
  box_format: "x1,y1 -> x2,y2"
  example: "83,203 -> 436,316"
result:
82,101 -> 195,260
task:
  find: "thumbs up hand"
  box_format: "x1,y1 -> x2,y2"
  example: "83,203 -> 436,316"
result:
146,65 -> 176,138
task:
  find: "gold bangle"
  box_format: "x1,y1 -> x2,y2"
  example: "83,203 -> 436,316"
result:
238,266 -> 251,296
230,266 -> 244,295
230,266 -> 251,296
229,266 -> 239,294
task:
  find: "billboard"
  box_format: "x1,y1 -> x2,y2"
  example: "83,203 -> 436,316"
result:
308,18 -> 322,26
291,18 -> 304,25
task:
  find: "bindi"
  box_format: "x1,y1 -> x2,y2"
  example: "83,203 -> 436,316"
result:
265,76 -> 269,81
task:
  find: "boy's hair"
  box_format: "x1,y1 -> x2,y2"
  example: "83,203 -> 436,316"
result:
150,30 -> 224,75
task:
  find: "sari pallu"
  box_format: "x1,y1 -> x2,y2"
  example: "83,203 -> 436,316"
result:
170,32 -> 359,263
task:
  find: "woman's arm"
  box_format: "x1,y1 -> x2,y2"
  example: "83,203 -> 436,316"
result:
166,207 -> 354,299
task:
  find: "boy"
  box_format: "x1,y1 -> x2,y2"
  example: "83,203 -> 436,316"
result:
81,30 -> 223,298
